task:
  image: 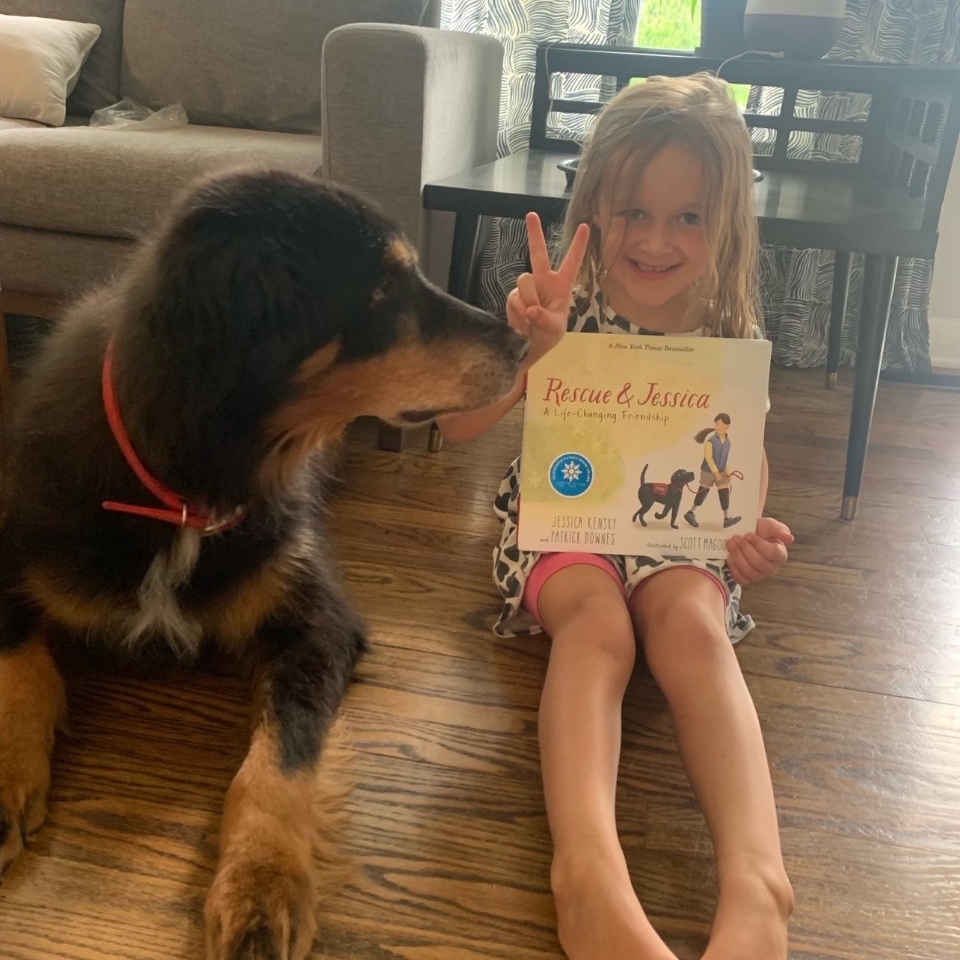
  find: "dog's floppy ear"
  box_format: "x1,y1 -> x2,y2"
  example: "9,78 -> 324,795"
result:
130,169 -> 387,401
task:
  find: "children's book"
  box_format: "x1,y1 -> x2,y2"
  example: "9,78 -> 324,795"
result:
518,332 -> 772,559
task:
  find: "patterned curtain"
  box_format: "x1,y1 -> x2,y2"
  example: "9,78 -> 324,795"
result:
441,0 -> 643,315
751,0 -> 960,372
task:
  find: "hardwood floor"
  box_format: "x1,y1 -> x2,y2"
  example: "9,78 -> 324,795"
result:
1,365 -> 958,960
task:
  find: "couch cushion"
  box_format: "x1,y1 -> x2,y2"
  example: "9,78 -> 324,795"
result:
0,116 -> 45,130
0,1 -> 124,115
0,125 -> 324,239
0,222 -> 135,298
120,0 -> 429,134
0,14 -> 101,125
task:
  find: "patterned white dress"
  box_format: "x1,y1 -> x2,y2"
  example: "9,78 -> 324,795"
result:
492,288 -> 756,641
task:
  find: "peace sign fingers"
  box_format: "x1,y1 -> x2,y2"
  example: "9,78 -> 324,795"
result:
558,221 -> 591,286
509,213 -> 592,365
522,213 -> 590,307
524,212 -> 553,277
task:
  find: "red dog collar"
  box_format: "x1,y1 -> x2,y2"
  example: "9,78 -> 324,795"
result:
101,340 -> 245,534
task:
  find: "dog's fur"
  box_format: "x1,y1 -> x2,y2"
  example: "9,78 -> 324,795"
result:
631,464 -> 697,529
0,168 -> 526,959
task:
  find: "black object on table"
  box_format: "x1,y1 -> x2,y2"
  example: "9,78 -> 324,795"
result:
422,43 -> 960,521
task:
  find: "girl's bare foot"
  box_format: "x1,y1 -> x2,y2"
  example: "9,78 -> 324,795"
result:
551,845 -> 680,960
701,868 -> 793,960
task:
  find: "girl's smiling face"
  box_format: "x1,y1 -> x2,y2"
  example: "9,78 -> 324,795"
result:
594,143 -> 710,330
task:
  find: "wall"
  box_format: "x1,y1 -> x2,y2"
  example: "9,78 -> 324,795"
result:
930,158 -> 960,369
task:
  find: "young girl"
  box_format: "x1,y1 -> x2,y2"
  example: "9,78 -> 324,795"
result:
440,73 -> 794,960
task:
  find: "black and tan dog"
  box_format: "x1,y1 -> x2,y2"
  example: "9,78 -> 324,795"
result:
631,463 -> 697,529
0,168 -> 526,959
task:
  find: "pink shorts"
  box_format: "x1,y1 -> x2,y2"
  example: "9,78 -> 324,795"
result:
522,551 -> 728,626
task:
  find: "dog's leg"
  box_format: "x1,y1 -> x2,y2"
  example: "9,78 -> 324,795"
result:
205,594 -> 365,960
0,633 -> 67,872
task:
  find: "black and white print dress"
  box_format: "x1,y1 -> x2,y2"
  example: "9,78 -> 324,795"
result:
491,288 -> 756,641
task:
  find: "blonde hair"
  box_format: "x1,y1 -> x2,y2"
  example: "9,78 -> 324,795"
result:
560,72 -> 760,339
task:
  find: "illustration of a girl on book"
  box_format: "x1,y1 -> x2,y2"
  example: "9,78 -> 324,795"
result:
684,413 -> 742,529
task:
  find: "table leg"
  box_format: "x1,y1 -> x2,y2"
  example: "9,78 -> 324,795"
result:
841,253 -> 898,521
826,250 -> 851,389
447,212 -> 482,301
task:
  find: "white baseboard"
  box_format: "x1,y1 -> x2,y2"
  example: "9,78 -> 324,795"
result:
929,316 -> 960,370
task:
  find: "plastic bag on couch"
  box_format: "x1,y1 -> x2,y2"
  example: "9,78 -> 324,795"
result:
90,97 -> 188,131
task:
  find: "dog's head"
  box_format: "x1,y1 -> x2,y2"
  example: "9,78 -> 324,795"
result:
672,469 -> 696,487
117,168 -> 527,489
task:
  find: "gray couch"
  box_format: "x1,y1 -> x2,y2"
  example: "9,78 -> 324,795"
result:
0,0 -> 503,405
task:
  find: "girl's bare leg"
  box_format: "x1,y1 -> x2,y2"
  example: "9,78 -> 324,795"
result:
536,565 -> 678,960
631,570 -> 793,960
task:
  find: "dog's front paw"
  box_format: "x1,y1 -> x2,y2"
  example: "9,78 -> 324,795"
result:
0,748 -> 52,873
205,852 -> 317,960
0,639 -> 65,874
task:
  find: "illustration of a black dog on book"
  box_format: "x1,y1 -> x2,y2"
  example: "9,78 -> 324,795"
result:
684,413 -> 742,529
632,464 -> 697,529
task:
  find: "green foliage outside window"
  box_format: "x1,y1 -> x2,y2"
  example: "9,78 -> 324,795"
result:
634,0 -> 748,106
635,0 -> 701,51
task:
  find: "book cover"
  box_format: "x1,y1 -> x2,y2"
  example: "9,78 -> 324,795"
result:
518,332 -> 772,558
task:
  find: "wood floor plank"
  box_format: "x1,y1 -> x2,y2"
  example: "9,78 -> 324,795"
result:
2,367 -> 959,960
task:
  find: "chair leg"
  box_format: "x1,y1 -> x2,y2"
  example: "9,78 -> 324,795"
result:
826,250 -> 852,389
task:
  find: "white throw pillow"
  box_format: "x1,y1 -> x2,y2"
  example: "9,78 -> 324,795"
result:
0,14 -> 101,126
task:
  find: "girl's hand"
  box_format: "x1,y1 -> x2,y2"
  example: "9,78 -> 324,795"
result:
506,212 -> 590,365
726,516 -> 794,586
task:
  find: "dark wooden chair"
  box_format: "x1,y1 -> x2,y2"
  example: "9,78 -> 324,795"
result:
738,79 -> 956,390
526,46 -> 959,385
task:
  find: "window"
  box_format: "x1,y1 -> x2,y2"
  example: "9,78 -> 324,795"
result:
635,0 -> 700,52
635,0 -> 748,106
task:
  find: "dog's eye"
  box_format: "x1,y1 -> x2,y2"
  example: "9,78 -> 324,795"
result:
372,271 -> 404,304
370,269 -> 405,305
